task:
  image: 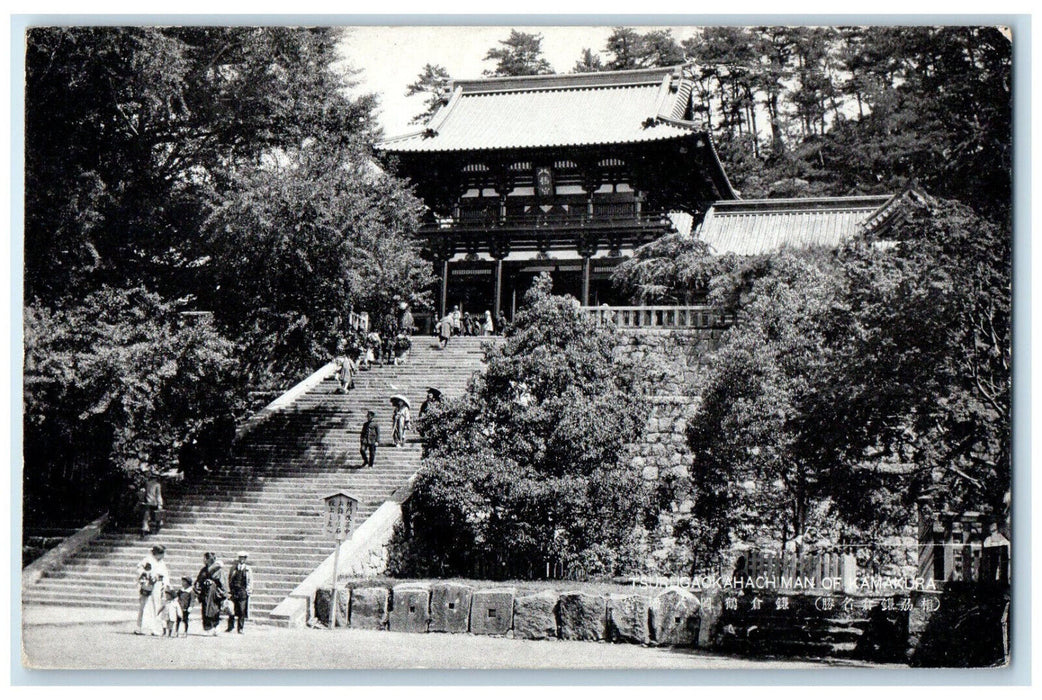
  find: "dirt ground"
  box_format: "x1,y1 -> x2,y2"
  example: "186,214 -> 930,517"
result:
20,606 -> 849,671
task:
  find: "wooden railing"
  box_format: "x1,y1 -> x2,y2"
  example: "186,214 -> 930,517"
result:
581,305 -> 734,330
423,209 -> 675,232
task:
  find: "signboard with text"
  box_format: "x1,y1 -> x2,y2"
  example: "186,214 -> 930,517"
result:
323,491 -> 359,541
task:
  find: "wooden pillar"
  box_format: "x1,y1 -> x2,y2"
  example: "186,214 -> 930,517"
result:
493,258 -> 504,318
581,256 -> 591,307
439,259 -> 449,319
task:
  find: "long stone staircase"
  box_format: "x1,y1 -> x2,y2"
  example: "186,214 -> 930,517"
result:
22,336 -> 489,621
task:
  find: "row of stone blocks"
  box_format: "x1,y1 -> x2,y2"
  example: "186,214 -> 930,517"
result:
314,583 -> 702,645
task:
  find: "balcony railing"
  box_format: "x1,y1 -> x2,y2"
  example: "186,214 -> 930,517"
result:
581,305 -> 734,330
422,209 -> 676,233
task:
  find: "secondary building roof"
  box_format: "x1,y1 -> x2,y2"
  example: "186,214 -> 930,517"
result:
378,66 -> 709,154
693,195 -> 897,255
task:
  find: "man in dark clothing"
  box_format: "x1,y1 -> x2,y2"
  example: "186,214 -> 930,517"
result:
360,410 -> 379,468
226,551 -> 253,633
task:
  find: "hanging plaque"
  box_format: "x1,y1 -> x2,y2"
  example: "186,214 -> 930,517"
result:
535,166 -> 554,200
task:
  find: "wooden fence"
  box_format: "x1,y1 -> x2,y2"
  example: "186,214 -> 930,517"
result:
919,510 -> 1009,586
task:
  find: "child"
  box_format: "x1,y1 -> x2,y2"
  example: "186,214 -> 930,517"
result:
159,585 -> 182,637
221,598 -> 237,632
176,576 -> 194,637
138,562 -> 156,595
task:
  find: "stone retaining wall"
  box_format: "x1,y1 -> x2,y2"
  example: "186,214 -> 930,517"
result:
612,328 -> 722,397
611,329 -> 721,487
313,584 -> 703,647
310,582 -> 1005,663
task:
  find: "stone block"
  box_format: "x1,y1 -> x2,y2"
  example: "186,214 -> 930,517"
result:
513,591 -> 558,640
430,583 -> 473,633
313,587 -> 350,628
557,591 -> 606,641
696,590 -> 722,648
606,594 -> 649,644
642,466 -> 659,481
469,588 -> 515,636
349,586 -> 389,630
389,585 -> 430,633
650,587 -> 701,646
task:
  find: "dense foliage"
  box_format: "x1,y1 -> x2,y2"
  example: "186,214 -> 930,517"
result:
23,27 -> 429,525
482,30 -> 554,77
23,288 -> 239,524
582,26 -> 1012,223
388,276 -> 653,578
662,197 -> 1011,568
25,27 -> 375,304
204,143 -> 432,386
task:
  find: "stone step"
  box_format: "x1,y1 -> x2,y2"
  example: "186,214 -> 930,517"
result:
23,591 -> 287,610
75,538 -> 341,553
25,344 -> 486,619
59,558 -> 330,573
38,560 -> 322,576
35,571 -> 321,590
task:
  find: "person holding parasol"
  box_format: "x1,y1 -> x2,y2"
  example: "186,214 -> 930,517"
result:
390,395 -> 412,447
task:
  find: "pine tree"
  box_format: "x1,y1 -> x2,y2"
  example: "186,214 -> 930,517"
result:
405,63 -> 452,125
483,30 -> 553,77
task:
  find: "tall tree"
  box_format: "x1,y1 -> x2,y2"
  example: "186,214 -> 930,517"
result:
652,197 -> 1011,567
571,47 -> 605,73
23,287 -> 240,525
24,27 -> 373,305
23,27 -> 421,529
605,27 -> 685,70
405,63 -> 452,125
750,26 -> 798,156
204,142 -> 433,386
391,275 -> 654,577
604,27 -> 646,70
639,29 -> 686,67
483,30 -> 553,77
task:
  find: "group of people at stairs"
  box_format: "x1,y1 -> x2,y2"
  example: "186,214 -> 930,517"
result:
356,387 -> 441,468
130,306 -> 471,635
333,304 -> 420,394
436,305 -> 506,349
136,545 -> 253,637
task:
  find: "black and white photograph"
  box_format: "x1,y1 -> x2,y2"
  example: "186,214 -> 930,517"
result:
15,19 -> 1016,674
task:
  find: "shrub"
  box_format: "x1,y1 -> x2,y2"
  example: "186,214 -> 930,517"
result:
391,275 -> 653,579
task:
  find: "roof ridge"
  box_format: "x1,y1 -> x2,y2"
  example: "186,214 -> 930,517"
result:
452,66 -> 680,94
711,194 -> 893,208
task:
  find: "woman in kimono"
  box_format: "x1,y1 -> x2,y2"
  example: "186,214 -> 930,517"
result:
391,397 -> 411,447
193,553 -> 226,635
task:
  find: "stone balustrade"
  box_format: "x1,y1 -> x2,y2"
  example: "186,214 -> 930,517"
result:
581,305 -> 733,330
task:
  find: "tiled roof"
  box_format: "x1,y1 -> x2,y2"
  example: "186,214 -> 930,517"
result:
694,195 -> 895,255
378,66 -> 705,153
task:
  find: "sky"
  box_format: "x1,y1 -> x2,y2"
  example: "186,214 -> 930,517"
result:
336,25 -> 702,137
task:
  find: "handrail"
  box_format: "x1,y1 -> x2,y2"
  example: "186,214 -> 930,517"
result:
580,305 -> 734,330
422,209 -> 676,232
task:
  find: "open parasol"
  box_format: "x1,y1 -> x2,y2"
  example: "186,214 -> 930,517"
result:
390,394 -> 411,409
